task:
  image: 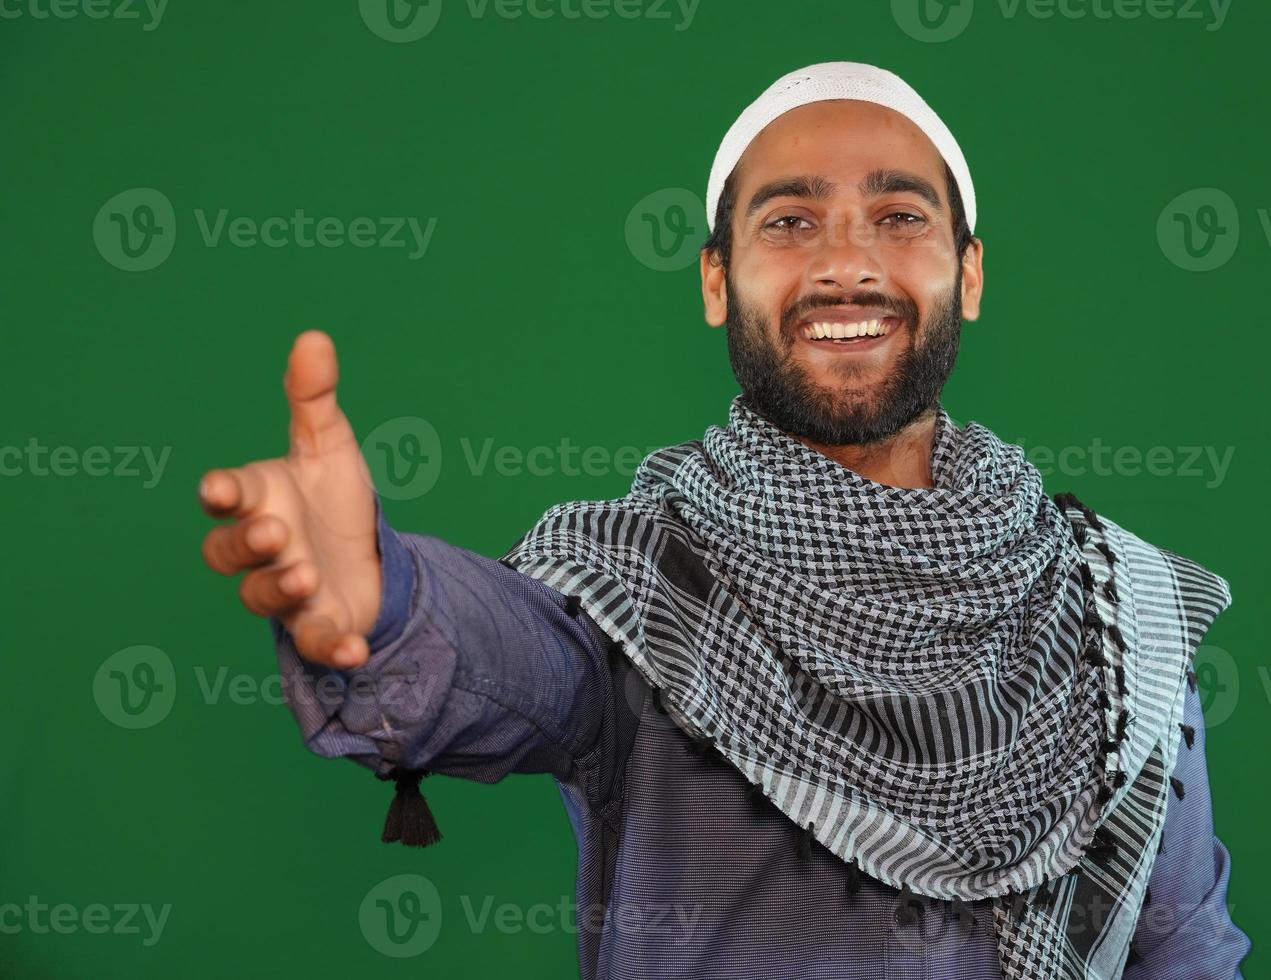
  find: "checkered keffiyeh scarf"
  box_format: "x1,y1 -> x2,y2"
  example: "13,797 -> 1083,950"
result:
499,395 -> 1231,979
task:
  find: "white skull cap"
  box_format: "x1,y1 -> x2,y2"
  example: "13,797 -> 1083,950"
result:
706,62 -> 976,235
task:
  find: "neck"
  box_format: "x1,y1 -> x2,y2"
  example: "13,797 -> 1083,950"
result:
790,409 -> 939,489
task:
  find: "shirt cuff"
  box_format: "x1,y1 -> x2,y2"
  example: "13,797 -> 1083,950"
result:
363,497 -> 416,653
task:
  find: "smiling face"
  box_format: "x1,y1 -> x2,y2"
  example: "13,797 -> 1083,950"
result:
701,99 -> 984,447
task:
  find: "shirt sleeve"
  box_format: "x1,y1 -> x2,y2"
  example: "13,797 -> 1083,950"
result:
1123,676 -> 1253,978
269,500 -> 620,798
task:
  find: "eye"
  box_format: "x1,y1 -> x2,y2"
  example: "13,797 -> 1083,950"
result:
764,215 -> 815,232
880,212 -> 927,229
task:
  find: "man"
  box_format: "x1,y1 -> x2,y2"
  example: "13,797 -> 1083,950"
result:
198,63 -> 1250,979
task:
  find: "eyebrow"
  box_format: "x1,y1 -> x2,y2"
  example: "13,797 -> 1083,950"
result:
743,169 -> 945,219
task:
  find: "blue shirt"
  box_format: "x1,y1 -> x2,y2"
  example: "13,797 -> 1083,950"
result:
270,506 -> 1253,979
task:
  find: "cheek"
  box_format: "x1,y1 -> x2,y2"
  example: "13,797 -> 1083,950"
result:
734,252 -> 806,320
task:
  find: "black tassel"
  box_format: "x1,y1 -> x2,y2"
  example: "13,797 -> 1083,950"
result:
1071,522 -> 1088,548
844,858 -> 862,896
1008,891 -> 1030,918
1100,739 -> 1121,755
1115,708 -> 1130,742
1157,833 -> 1166,854
686,735 -> 716,759
1097,688 -> 1111,711
652,687 -> 670,714
1101,579 -> 1119,604
377,768 -> 442,848
1083,827 -> 1117,861
1112,770 -> 1128,789
1144,885 -> 1152,906
1096,783 -> 1112,807
1170,776 -> 1186,801
1126,942 -> 1143,967
1079,562 -> 1094,593
745,779 -> 768,806
1186,667 -> 1197,692
1180,723 -> 1195,749
563,595 -> 582,617
1115,664 -> 1127,696
1085,644 -> 1109,669
1053,490 -> 1077,510
1106,623 -> 1126,652
796,822 -> 815,862
895,885 -> 923,927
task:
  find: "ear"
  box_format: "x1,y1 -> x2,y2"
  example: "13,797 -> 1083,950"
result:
959,238 -> 984,322
700,248 -> 727,327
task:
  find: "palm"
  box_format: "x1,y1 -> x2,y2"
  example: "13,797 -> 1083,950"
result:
199,331 -> 382,668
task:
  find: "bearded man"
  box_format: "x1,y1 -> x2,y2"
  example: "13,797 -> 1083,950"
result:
198,62 -> 1251,979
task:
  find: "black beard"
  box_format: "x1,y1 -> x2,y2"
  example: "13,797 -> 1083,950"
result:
723,268 -> 964,446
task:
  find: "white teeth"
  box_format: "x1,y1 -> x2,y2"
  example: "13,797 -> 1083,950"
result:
804,318 -> 889,341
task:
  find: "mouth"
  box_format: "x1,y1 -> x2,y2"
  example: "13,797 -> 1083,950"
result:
797,315 -> 903,352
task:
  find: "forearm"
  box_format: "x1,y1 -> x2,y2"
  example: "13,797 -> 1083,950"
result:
271,508 -> 614,786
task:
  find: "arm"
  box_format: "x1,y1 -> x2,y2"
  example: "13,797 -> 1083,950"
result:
1123,678 -> 1252,978
271,502 -> 620,792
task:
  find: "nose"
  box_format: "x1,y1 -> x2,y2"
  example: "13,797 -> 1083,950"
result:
807,216 -> 885,291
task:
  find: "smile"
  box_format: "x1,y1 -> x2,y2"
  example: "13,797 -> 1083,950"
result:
799,316 -> 902,348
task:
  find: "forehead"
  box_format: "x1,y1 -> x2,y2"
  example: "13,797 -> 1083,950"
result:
732,99 -> 947,199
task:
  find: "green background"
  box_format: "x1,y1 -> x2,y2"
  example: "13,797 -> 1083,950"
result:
2,0 -> 1266,976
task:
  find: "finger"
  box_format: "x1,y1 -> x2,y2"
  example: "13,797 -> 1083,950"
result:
238,560 -> 318,617
291,613 -> 369,669
284,330 -> 345,454
198,466 -> 266,519
202,514 -> 290,575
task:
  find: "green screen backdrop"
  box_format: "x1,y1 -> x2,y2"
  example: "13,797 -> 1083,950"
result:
2,0 -> 1266,976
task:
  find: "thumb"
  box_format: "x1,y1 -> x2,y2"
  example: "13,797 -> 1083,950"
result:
284,330 -> 345,454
